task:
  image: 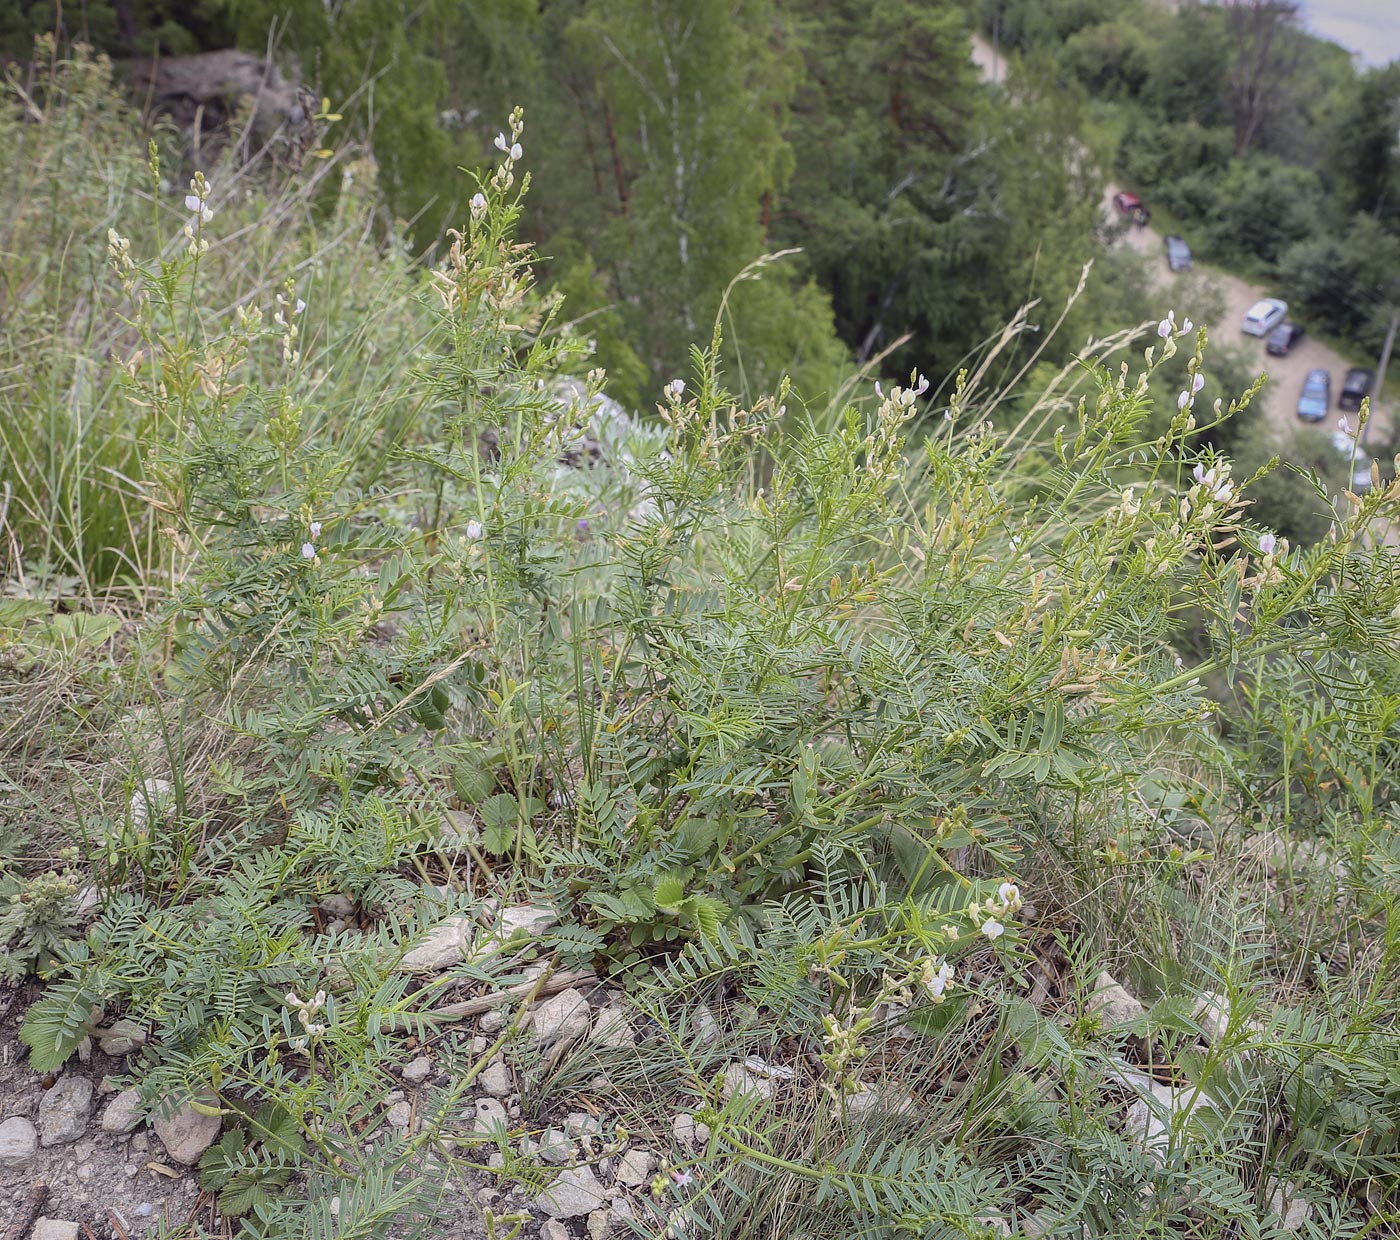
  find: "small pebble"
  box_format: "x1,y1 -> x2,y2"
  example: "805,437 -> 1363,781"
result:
565,1111 -> 603,1139
615,1147 -> 656,1186
38,1076 -> 93,1147
472,1098 -> 509,1139
0,1116 -> 38,1168
480,1060 -> 512,1097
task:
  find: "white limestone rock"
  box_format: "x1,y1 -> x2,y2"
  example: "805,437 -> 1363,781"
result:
480,1059 -> 513,1097
530,988 -> 592,1048
100,1090 -> 144,1134
397,915 -> 473,973
719,1060 -> 774,1104
1087,972 -> 1146,1031
589,1003 -> 637,1050
472,1097 -> 510,1140
614,1148 -> 656,1186
152,1096 -> 222,1165
0,1116 -> 38,1166
535,1165 -> 608,1219
38,1076 -> 92,1147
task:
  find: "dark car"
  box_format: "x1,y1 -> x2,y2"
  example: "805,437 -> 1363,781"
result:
1164,235 -> 1192,272
1296,368 -> 1331,422
1265,322 -> 1305,356
1339,367 -> 1374,412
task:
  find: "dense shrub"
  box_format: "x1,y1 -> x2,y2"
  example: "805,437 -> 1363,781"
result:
1278,214 -> 1400,351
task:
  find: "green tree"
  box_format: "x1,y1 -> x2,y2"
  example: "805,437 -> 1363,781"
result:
1321,63 -> 1400,223
209,0 -> 539,249
1162,154 -> 1324,272
0,0 -> 229,58
775,0 -> 989,370
1137,0 -> 1231,129
544,0 -> 845,400
979,0 -> 1128,54
1116,115 -> 1233,195
1059,16 -> 1155,100
1278,215 -> 1400,348
776,11 -> 1102,385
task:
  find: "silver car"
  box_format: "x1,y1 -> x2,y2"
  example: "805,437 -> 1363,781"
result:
1242,298 -> 1288,336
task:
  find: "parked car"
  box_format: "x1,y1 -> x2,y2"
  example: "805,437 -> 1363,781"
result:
1339,367 -> 1374,412
1243,298 -> 1289,337
1265,322 -> 1305,356
1296,368 -> 1331,422
1112,191 -> 1150,226
1164,235 -> 1192,272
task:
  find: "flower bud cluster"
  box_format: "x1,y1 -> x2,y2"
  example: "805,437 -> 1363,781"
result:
274,282 -> 305,365
284,988 -> 329,1051
1190,461 -> 1235,508
968,880 -> 1022,941
183,172 -> 213,258
490,107 -> 526,192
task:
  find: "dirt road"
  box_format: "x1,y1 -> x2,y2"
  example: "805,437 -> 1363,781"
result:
969,33 -> 1007,84
1102,184 -> 1388,446
970,34 -> 1386,452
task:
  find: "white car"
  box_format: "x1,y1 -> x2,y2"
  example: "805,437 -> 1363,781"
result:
1242,298 -> 1289,336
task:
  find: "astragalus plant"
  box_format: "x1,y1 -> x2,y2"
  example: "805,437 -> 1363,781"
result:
5,84 -> 1400,1240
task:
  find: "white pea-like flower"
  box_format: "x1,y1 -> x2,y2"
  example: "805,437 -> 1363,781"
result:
470,192 -> 487,216
981,918 -> 1006,941
465,519 -> 484,540
920,958 -> 954,1002
666,379 -> 685,399
309,521 -> 322,540
997,881 -> 1021,911
1259,533 -> 1277,556
184,182 -> 214,224
301,543 -> 317,560
1157,311 -> 1176,338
